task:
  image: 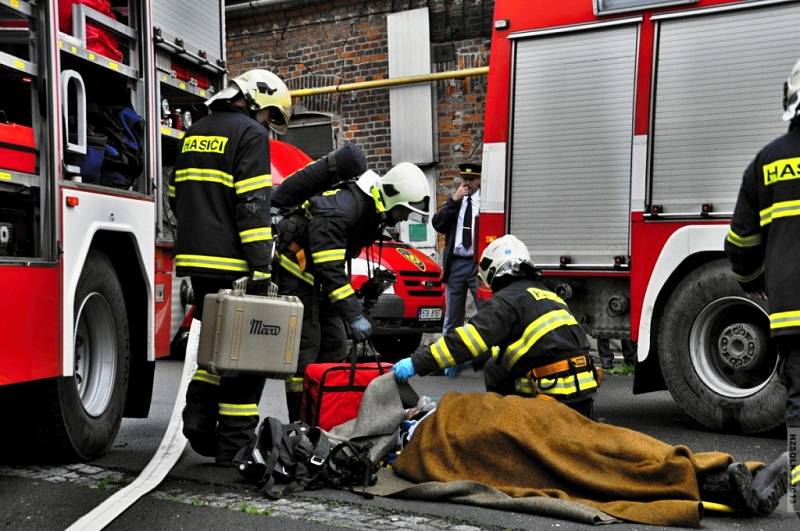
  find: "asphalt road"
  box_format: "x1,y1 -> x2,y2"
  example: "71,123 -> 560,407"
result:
1,360 -> 796,530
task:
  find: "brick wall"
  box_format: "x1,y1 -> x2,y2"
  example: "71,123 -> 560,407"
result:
226,0 -> 493,222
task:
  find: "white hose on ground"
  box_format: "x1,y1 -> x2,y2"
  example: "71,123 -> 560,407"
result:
67,318 -> 202,531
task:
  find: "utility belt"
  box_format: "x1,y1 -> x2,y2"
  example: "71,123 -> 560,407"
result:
514,354 -> 599,402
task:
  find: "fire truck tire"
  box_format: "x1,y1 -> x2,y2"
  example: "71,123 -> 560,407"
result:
55,249 -> 130,460
370,333 -> 423,361
657,259 -> 783,434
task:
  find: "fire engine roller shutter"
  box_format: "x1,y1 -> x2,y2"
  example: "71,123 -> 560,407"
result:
151,0 -> 223,63
509,25 -> 636,267
651,3 -> 800,215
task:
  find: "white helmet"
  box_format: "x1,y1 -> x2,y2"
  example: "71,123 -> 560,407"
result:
478,234 -> 534,289
375,162 -> 431,216
783,59 -> 800,122
206,69 -> 292,134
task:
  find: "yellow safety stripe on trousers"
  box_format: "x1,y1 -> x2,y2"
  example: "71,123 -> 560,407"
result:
329,283 -> 355,302
429,336 -> 456,368
455,323 -> 488,358
734,264 -> 764,284
174,168 -> 234,188
537,370 -> 598,396
514,377 -> 536,396
285,376 -> 305,393
770,310 -> 800,330
760,199 -> 800,226
279,255 -> 314,285
167,184 -> 175,198
235,173 -> 272,195
725,228 -> 762,248
239,226 -> 272,244
503,309 -> 579,370
312,248 -> 346,264
175,254 -> 249,272
218,403 -> 259,417
791,464 -> 800,486
191,370 -> 221,386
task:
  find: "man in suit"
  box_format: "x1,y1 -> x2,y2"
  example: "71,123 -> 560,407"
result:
433,162 -> 482,334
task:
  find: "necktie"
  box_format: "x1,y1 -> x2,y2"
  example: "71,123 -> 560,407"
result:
462,196 -> 472,250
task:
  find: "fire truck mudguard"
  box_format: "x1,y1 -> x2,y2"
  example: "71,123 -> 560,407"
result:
657,259 -> 782,434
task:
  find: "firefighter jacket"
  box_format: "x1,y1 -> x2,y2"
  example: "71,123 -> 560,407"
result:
168,107 -> 272,281
277,181 -> 384,322
726,125 -> 800,337
411,277 -> 596,400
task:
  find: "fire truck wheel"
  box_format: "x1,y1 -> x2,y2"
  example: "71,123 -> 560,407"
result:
658,259 -> 783,434
56,249 -> 130,460
370,333 -> 423,362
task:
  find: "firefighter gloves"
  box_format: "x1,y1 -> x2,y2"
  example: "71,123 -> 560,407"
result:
393,358 -> 416,381
349,315 -> 373,341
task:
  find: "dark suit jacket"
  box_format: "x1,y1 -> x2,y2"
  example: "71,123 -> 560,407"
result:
432,196 -> 473,282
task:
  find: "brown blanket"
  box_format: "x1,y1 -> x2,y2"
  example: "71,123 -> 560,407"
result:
393,392 -> 759,528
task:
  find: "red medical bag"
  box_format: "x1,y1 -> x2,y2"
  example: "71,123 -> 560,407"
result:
0,120 -> 36,173
59,0 -> 124,62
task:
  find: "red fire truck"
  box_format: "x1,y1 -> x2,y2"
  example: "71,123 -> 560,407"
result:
0,0 -> 228,460
480,0 -> 798,433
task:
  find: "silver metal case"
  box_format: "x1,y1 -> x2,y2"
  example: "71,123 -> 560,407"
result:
198,289 -> 303,376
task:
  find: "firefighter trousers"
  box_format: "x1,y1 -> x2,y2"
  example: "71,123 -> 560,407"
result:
182,277 -> 266,462
778,336 -> 800,428
276,266 -> 348,420
482,356 -> 595,419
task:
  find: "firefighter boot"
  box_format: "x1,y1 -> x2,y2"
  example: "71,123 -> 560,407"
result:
216,374 -> 265,466
182,374 -> 220,458
749,452 -> 788,516
699,462 -> 757,512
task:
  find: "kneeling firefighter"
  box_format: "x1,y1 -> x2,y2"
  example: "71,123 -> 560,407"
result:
393,234 -> 600,417
169,69 -> 292,465
276,162 -> 432,420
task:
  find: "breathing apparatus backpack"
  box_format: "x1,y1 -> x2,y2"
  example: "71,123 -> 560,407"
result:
235,416 -> 377,499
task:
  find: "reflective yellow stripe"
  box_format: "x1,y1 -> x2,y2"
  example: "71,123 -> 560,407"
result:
527,287 -> 567,306
192,370 -> 221,386
235,173 -> 272,195
239,226 -> 272,244
252,270 -> 270,280
175,168 -> 234,188
285,376 -> 305,393
701,501 -> 736,513
514,377 -> 536,395
371,185 -> 386,212
455,324 -> 488,358
312,249 -> 346,264
734,264 -> 764,283
432,337 -> 456,368
279,255 -> 314,285
218,403 -> 259,417
329,283 -> 355,302
175,254 -> 249,272
538,370 -> 598,396
491,346 -> 500,358
725,228 -> 762,248
760,199 -> 800,226
167,184 -> 175,198
770,310 -> 800,330
504,309 -> 579,369
791,464 -> 800,486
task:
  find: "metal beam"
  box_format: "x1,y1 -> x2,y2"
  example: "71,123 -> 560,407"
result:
290,66 -> 488,97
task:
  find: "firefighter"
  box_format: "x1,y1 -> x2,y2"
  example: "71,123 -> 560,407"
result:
725,58 -> 800,499
168,69 -> 292,466
277,162 -> 431,419
393,234 -> 599,417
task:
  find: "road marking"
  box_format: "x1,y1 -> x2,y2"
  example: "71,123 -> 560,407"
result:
66,319 -> 201,531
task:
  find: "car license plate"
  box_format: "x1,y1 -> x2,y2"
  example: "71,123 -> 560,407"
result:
418,307 -> 442,321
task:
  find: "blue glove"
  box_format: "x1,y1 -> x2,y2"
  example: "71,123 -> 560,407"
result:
393,357 -> 416,381
444,365 -> 461,379
349,315 -> 373,342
